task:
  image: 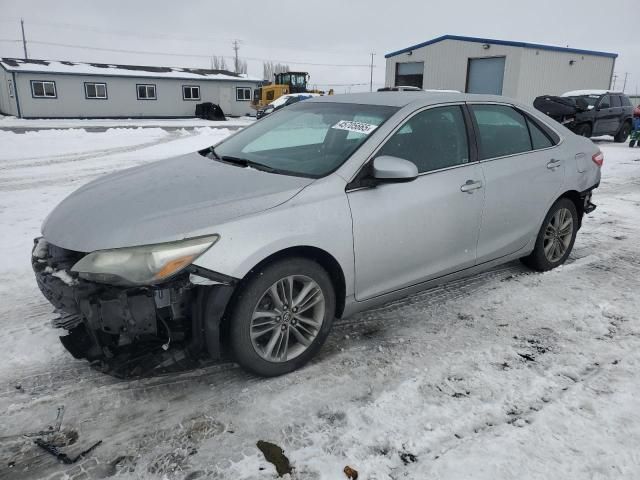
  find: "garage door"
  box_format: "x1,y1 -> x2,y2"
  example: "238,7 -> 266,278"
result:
395,62 -> 424,88
466,57 -> 505,95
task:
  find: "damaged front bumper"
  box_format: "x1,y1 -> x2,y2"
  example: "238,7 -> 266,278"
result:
31,238 -> 235,374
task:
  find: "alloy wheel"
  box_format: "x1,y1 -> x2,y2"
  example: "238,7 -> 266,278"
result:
249,275 -> 325,362
543,207 -> 574,263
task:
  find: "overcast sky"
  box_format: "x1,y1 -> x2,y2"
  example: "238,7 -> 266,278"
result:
1,0 -> 638,95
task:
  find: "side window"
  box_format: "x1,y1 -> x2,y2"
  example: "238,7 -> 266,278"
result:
599,95 -> 611,109
526,117 -> 553,150
610,95 -> 621,108
621,96 -> 632,107
182,85 -> 200,100
137,84 -> 157,100
31,80 -> 57,98
471,104 -> 532,159
376,105 -> 469,173
236,87 -> 251,101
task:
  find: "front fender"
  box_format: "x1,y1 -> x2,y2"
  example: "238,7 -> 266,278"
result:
193,175 -> 355,297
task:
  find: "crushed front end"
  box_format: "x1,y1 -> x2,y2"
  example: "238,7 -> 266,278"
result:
31,238 -> 233,376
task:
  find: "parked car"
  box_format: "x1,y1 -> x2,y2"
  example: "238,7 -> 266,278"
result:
33,92 -> 601,377
256,93 -> 319,119
559,90 -> 633,141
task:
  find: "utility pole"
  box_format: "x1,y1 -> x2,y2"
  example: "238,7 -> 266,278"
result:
20,18 -> 28,59
622,72 -> 629,93
232,40 -> 240,74
611,73 -> 618,91
369,52 -> 375,92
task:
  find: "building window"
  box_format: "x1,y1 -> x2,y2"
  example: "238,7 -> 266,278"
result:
137,84 -> 157,100
236,87 -> 252,101
395,62 -> 424,88
182,85 -> 200,100
7,79 -> 14,98
31,80 -> 57,98
85,82 -> 107,99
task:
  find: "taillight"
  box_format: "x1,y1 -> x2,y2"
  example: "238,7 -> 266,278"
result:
592,151 -> 604,167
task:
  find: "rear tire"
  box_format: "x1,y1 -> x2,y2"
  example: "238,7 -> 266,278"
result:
614,121 -> 632,143
521,198 -> 578,272
229,257 -> 335,377
575,123 -> 592,138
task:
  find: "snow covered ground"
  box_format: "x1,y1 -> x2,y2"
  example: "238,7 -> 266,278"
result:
1,127 -> 639,480
0,116 -> 255,130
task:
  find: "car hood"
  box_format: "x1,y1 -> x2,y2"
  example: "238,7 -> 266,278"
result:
42,152 -> 314,252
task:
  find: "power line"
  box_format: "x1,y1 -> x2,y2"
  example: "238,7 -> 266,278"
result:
2,18 -> 374,60
18,39 -> 379,67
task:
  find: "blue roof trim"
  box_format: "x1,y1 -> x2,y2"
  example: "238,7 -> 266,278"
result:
384,35 -> 618,59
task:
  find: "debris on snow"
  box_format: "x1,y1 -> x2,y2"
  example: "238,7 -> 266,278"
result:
344,465 -> 359,479
256,440 -> 293,477
34,438 -> 102,465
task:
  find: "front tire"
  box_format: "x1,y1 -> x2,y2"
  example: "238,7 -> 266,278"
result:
614,121 -> 632,143
229,257 -> 335,377
521,198 -> 578,272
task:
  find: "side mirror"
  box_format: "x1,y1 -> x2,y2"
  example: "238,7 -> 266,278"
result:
372,155 -> 419,183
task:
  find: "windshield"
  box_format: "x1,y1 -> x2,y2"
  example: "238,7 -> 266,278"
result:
568,94 -> 600,109
213,102 -> 398,177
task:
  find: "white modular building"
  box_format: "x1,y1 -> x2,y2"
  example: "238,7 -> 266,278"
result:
0,58 -> 262,118
384,35 -> 617,104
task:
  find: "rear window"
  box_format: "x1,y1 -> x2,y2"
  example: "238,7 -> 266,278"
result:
621,95 -> 632,107
471,105 -> 532,159
526,117 -> 553,150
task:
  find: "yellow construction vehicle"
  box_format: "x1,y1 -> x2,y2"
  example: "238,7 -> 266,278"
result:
252,72 -> 332,109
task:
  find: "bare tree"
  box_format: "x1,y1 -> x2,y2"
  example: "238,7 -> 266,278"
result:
262,62 -> 290,81
212,55 -> 227,70
238,59 -> 248,75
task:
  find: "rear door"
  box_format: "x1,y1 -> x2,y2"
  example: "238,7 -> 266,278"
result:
609,95 -> 623,132
470,103 -> 566,263
593,95 -> 612,135
347,104 -> 484,300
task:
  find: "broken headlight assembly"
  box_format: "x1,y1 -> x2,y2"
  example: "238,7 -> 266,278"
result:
71,235 -> 219,286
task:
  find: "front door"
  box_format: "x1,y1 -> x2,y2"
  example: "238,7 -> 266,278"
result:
347,105 -> 485,301
469,104 -> 566,262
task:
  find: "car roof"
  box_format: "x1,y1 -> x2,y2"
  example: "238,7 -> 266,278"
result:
562,89 -> 625,97
307,91 -> 507,108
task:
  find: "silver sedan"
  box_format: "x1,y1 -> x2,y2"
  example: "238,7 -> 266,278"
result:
33,92 -> 602,376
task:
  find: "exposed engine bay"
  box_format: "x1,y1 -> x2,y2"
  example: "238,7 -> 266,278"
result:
31,238 -> 233,377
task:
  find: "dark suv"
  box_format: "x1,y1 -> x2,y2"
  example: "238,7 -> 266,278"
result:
562,90 -> 634,141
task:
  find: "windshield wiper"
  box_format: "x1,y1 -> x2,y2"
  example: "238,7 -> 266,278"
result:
209,147 -> 220,159
218,155 -> 277,173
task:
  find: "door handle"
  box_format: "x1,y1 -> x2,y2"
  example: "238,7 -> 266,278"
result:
460,180 -> 483,193
546,159 -> 562,170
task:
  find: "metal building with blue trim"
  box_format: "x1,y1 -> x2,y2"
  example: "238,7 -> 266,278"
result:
384,35 -> 618,103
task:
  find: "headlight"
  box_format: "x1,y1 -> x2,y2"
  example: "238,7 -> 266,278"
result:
71,235 -> 219,286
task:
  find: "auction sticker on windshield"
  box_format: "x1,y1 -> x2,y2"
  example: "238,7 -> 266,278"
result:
331,120 -> 378,135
